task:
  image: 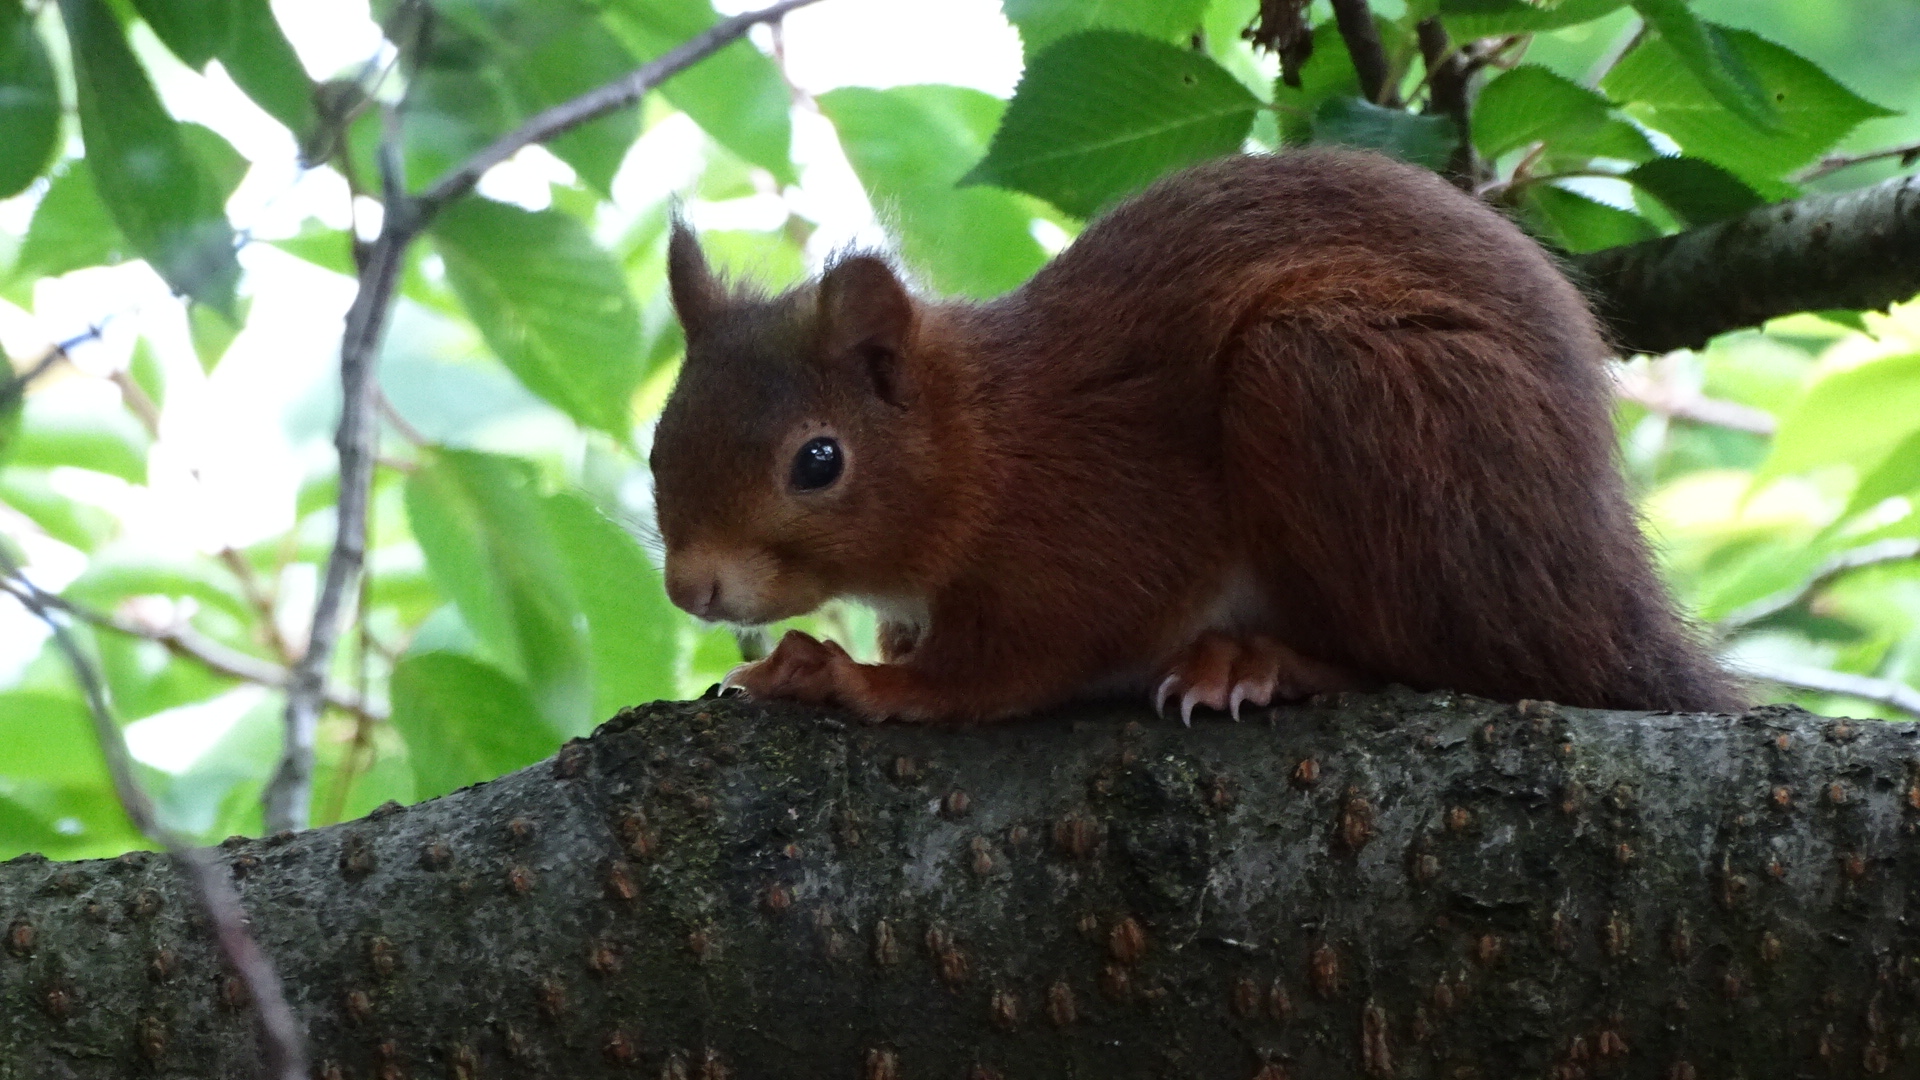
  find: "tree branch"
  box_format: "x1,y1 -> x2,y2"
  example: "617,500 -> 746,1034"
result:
1573,172 -> 1920,354
7,693 -> 1920,1076
1796,139 -> 1920,183
1325,0 -> 1394,106
413,0 -> 825,218
1612,363 -> 1777,436
0,554 -> 306,1080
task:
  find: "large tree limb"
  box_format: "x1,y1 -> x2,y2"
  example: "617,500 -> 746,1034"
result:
1574,172 -> 1920,354
5,692 -> 1920,1078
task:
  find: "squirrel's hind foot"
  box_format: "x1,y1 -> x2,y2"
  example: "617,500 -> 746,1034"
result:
1153,632 -> 1354,726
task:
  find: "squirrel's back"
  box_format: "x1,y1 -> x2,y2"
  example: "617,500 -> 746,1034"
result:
970,150 -> 1742,713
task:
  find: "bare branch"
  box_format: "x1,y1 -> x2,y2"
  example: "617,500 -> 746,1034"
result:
1327,0 -> 1392,106
1732,659 -> 1920,720
1721,539 -> 1920,631
266,113 -> 410,834
1796,139 -> 1920,184
1612,364 -> 1777,436
4,582 -> 385,722
413,0 -> 825,217
0,557 -> 307,1080
1573,172 -> 1920,354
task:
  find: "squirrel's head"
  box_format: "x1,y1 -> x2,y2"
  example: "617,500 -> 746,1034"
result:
650,219 -> 945,626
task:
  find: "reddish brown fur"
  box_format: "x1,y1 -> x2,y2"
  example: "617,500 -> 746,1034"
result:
650,149 -> 1743,721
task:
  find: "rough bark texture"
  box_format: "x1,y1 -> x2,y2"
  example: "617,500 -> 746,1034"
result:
1573,172 -> 1920,354
3,690 -> 1919,1079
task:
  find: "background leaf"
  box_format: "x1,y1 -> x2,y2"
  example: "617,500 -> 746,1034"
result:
820,85 -> 1046,298
1310,97 -> 1457,171
544,491 -> 679,720
405,450 -> 593,738
1001,0 -> 1211,57
1439,0 -> 1627,37
1603,25 -> 1895,186
58,0 -> 240,313
0,0 -> 60,199
1757,352 -> 1920,488
1522,184 -> 1658,253
1624,156 -> 1765,226
963,31 -> 1259,218
431,198 -> 647,439
390,652 -> 559,800
1629,0 -> 1777,131
10,165 -> 129,282
598,0 -> 796,185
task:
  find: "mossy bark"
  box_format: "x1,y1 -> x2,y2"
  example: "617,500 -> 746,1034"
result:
2,690 -> 1919,1079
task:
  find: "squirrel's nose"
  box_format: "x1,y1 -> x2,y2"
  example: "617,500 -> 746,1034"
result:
665,566 -> 721,618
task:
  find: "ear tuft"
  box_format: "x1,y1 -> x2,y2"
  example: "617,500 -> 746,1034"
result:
818,255 -> 916,407
667,213 -> 721,339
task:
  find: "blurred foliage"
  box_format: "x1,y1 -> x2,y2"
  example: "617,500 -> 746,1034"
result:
0,0 -> 1917,858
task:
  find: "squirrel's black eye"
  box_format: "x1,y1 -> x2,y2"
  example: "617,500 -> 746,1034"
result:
790,437 -> 843,491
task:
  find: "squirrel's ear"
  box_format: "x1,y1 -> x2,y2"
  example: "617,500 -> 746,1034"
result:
667,215 -> 721,339
818,254 -> 916,407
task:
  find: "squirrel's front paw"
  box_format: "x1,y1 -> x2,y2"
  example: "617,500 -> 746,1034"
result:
722,630 -> 854,706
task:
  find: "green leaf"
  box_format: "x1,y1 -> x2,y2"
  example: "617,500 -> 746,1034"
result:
390,652 -> 561,799
0,691 -> 110,785
1603,25 -> 1895,185
1272,22 -> 1357,147
96,635 -> 236,721
1473,64 -> 1619,162
1624,156 -> 1764,227
59,0 -> 241,313
963,31 -> 1259,219
0,0 -> 60,199
405,450 -> 593,738
220,0 -> 317,137
544,491 -> 678,718
1758,352 -> 1920,488
5,393 -> 151,482
1845,427 -> 1920,521
270,219 -> 355,278
598,0 -> 796,185
820,85 -> 1047,298
402,62 -> 518,193
188,297 -> 247,374
1439,0 -> 1626,37
507,17 -> 640,194
1628,0 -> 1774,131
180,122 -> 249,200
431,198 -> 647,439
1002,0 -> 1210,57
1309,98 -> 1457,171
130,0 -> 225,68
1521,184 -> 1656,253
10,164 -> 130,282
0,468 -> 117,550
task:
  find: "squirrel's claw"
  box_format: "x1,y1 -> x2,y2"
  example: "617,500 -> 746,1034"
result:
1153,632 -> 1347,725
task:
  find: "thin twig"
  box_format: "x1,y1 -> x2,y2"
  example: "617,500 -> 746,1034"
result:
1326,0 -> 1393,106
0,556 -> 307,1080
1733,659 -> 1920,720
1,581 -> 386,722
1612,365 -> 1777,436
1,325 -> 109,406
1721,539 -> 1920,631
264,111 -> 409,834
265,0 -> 824,832
413,0 -> 826,217
1796,140 -> 1920,184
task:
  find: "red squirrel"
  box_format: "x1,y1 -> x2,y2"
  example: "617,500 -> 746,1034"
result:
649,149 -> 1744,723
